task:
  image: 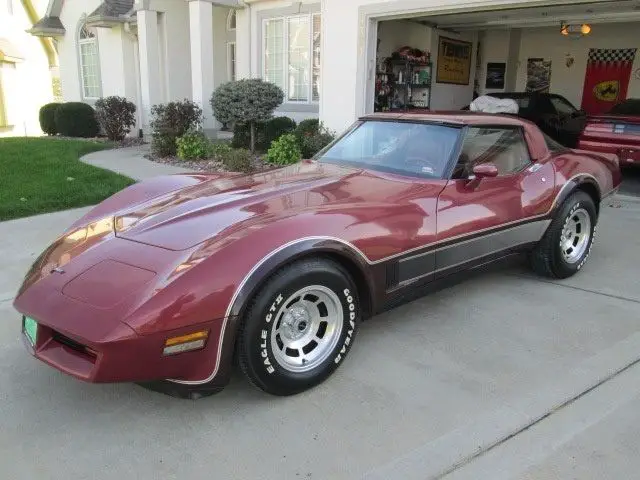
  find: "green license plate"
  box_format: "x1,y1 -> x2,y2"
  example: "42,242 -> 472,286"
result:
24,316 -> 38,346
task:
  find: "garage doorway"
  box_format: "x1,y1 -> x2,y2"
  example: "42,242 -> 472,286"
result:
371,1 -> 640,115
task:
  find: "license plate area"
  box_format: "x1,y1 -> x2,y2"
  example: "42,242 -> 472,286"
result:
23,316 -> 38,347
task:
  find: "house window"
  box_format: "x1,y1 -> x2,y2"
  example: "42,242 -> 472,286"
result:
227,42 -> 236,81
263,13 -> 321,103
227,10 -> 236,31
78,24 -> 100,99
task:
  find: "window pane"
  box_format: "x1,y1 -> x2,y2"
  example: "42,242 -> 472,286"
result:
287,16 -> 310,102
457,128 -> 531,176
80,40 -> 99,98
312,15 -> 321,102
264,19 -> 284,91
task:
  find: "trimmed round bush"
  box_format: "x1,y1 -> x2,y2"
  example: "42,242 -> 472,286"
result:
54,102 -> 100,138
39,102 -> 61,135
294,118 -> 320,142
211,78 -> 284,152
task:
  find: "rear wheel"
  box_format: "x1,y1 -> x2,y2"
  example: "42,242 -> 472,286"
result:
530,191 -> 597,278
237,257 -> 360,396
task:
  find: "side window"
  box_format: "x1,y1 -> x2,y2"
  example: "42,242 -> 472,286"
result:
453,127 -> 531,178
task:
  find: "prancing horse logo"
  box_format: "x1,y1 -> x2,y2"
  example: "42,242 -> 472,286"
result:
593,80 -> 619,102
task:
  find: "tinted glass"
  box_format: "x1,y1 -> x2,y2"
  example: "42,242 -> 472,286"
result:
453,127 -> 531,177
543,132 -> 569,153
316,120 -> 461,178
549,96 -> 578,116
609,99 -> 640,115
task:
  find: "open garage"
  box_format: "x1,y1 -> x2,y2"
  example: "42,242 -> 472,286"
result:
322,1 -> 640,172
370,1 -> 640,115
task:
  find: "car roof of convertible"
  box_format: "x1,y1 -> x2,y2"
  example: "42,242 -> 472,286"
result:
360,111 -> 527,127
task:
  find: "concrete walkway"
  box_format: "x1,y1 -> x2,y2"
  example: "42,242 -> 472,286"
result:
81,144 -> 193,181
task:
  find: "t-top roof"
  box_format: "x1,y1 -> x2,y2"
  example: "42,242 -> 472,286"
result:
360,111 -> 530,127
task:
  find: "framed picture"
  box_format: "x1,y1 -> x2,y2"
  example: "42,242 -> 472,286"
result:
436,36 -> 472,85
485,62 -> 506,89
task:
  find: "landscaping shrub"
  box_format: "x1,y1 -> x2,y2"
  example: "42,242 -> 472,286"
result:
211,79 -> 284,152
232,116 -> 296,151
299,127 -> 336,158
264,116 -> 296,147
294,118 -> 320,142
266,133 -> 302,166
210,141 -> 233,159
95,96 -> 136,141
54,102 -> 100,138
39,103 -> 60,136
150,99 -> 203,157
176,130 -> 212,160
221,148 -> 253,173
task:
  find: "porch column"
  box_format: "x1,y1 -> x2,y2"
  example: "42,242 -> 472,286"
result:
137,8 -> 163,134
188,0 -> 218,133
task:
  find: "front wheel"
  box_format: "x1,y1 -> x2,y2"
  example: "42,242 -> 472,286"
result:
530,191 -> 597,279
237,257 -> 360,396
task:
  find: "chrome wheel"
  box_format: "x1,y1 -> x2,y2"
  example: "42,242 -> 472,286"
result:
560,207 -> 591,264
270,285 -> 343,373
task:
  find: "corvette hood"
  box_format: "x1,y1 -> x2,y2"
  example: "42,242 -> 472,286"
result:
114,161 -> 417,251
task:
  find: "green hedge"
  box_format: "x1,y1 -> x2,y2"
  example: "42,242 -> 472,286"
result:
54,102 -> 100,138
39,103 -> 61,136
232,116 -> 296,151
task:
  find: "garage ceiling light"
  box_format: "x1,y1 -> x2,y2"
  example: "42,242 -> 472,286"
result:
560,22 -> 592,37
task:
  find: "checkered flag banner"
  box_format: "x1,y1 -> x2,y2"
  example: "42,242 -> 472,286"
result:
588,48 -> 637,65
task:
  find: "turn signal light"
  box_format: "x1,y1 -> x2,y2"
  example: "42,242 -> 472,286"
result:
163,330 -> 209,356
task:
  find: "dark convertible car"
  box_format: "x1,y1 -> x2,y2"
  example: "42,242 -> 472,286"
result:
465,92 -> 588,148
14,111 -> 620,399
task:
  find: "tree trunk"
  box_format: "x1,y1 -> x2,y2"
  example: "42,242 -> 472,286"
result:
250,122 -> 256,153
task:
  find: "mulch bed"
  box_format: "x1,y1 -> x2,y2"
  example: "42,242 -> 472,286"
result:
147,152 -> 276,174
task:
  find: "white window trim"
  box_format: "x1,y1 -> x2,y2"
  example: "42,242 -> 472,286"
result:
261,12 -> 321,105
227,10 -> 236,31
227,41 -> 236,82
77,22 -> 102,101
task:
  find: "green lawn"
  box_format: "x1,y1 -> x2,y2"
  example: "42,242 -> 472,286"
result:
0,137 -> 135,221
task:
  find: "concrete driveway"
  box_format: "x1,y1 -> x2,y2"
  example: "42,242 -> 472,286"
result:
1,197 -> 640,480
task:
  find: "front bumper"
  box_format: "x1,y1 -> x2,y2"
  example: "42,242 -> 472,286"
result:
15,287 -> 225,384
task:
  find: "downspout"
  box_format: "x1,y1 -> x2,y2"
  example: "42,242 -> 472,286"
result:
20,0 -> 58,68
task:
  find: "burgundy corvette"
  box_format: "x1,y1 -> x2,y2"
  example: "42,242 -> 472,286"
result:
14,112 -> 621,399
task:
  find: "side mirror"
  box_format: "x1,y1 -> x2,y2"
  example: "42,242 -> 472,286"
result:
470,163 -> 499,179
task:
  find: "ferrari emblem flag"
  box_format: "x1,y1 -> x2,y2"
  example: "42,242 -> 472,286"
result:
580,48 -> 637,114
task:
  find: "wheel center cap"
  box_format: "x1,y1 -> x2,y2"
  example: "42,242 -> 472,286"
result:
282,305 -> 311,340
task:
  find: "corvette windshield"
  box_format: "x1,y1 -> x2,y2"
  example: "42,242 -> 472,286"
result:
315,120 -> 461,178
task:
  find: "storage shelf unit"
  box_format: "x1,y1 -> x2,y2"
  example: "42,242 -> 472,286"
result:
375,59 -> 432,112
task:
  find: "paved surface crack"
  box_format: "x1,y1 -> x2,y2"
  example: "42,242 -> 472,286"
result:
433,353 -> 640,479
506,272 -> 640,305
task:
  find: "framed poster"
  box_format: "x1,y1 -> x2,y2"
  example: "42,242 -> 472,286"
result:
436,36 -> 472,85
525,58 -> 552,93
485,62 -> 506,89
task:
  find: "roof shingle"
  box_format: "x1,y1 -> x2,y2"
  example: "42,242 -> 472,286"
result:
88,0 -> 135,19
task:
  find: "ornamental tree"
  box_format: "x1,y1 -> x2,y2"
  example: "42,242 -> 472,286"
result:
211,78 -> 284,152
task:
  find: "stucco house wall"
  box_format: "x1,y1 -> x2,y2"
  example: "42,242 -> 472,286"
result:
0,0 -> 54,137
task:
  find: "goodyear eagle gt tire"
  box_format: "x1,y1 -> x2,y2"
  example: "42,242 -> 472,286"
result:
238,257 -> 360,396
530,190 -> 597,279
